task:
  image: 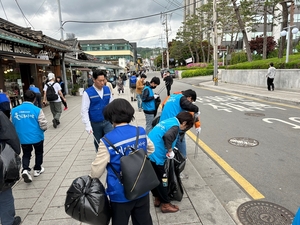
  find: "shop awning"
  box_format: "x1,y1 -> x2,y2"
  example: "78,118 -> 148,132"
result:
14,55 -> 51,65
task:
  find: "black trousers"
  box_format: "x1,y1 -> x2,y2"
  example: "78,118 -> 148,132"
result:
110,194 -> 152,225
21,140 -> 44,171
150,161 -> 170,203
267,77 -> 274,91
166,85 -> 171,96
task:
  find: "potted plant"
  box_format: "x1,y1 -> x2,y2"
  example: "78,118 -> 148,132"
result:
71,83 -> 80,96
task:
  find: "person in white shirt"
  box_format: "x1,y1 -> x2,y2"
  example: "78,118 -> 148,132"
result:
81,70 -> 114,152
43,73 -> 66,128
266,62 -> 276,91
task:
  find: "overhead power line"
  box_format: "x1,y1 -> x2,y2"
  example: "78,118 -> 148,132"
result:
0,0 -> 8,20
62,0 -> 199,27
15,0 -> 35,29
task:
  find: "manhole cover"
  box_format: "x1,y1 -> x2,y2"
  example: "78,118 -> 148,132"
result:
228,137 -> 259,147
237,200 -> 294,225
245,112 -> 265,117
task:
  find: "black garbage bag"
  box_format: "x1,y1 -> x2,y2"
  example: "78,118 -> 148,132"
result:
0,142 -> 21,191
173,147 -> 186,174
165,158 -> 184,202
65,175 -> 111,225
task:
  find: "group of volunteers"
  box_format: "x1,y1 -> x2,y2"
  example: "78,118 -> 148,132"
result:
0,69 -> 201,225
0,72 -> 69,225
82,69 -> 201,225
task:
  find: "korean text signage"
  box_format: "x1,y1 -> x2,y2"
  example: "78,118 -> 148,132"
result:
0,43 -> 31,55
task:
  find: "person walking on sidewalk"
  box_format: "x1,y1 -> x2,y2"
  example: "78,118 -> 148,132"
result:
163,70 -> 173,96
116,75 -> 124,95
266,62 -> 276,91
87,72 -> 94,88
136,73 -> 147,112
148,111 -> 194,213
159,89 -> 200,159
43,73 -> 66,128
129,71 -> 137,101
56,76 -> 68,110
11,90 -> 48,183
29,78 -> 42,108
81,69 -> 114,152
90,98 -> 155,225
141,76 -> 160,134
0,111 -> 22,225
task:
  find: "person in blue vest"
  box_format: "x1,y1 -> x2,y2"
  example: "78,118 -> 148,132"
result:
159,89 -> 200,159
141,76 -> 160,134
56,76 -> 68,111
148,111 -> 194,213
129,71 -> 137,101
11,90 -> 48,183
90,98 -> 155,225
81,69 -> 114,152
0,91 -> 11,118
29,78 -> 42,108
0,111 -> 22,225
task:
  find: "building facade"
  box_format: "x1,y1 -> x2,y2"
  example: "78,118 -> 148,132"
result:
79,39 -> 136,63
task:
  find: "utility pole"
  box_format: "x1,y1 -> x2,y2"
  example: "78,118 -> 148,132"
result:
213,0 -> 218,85
162,13 -> 170,69
57,0 -> 68,94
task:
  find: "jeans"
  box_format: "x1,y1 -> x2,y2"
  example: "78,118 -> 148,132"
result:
0,188 -> 15,225
21,140 -> 44,171
91,120 -> 113,152
136,94 -> 142,109
33,93 -> 42,108
145,113 -> 154,134
175,135 -> 187,158
49,101 -> 62,121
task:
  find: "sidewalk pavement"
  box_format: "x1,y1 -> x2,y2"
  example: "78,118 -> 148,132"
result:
10,77 -> 299,225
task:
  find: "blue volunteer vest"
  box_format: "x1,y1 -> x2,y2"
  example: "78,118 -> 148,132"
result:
85,86 -> 110,122
11,102 -> 44,144
141,85 -> 155,111
160,93 -> 183,122
148,117 -> 179,165
102,125 -> 148,203
29,86 -> 41,94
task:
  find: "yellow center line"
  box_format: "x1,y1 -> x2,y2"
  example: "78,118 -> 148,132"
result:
186,130 -> 265,200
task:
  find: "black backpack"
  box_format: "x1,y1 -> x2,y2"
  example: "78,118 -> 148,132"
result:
46,83 -> 58,101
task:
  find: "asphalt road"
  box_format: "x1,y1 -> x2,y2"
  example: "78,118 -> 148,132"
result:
149,71 -> 300,214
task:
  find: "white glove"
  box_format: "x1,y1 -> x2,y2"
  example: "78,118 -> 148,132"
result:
85,126 -> 93,134
154,94 -> 159,99
195,111 -> 201,116
195,127 -> 201,134
166,151 -> 175,159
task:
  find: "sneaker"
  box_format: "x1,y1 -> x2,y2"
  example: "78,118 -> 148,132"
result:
12,216 -> 21,225
34,167 -> 45,177
179,173 -> 189,179
22,170 -> 32,183
52,119 -> 57,128
56,120 -> 60,125
64,107 -> 68,111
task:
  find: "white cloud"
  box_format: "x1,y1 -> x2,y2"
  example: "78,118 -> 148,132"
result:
0,0 -> 184,48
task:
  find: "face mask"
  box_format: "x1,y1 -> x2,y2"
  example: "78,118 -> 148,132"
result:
151,86 -> 156,89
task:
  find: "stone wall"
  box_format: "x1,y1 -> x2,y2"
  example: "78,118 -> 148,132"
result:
220,69 -> 300,91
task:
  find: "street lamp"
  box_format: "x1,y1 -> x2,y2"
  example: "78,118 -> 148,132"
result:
280,26 -> 299,63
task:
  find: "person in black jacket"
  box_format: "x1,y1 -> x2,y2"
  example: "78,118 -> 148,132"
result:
56,76 -> 68,110
0,111 -> 21,225
163,70 -> 173,96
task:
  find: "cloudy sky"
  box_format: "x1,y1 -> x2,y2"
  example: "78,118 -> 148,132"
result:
0,0 -> 184,48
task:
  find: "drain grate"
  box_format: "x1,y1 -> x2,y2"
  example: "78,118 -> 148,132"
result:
245,112 -> 265,117
237,200 -> 294,225
228,137 -> 259,147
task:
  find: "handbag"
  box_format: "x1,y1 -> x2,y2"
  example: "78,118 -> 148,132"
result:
103,127 -> 160,200
64,175 -> 111,225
